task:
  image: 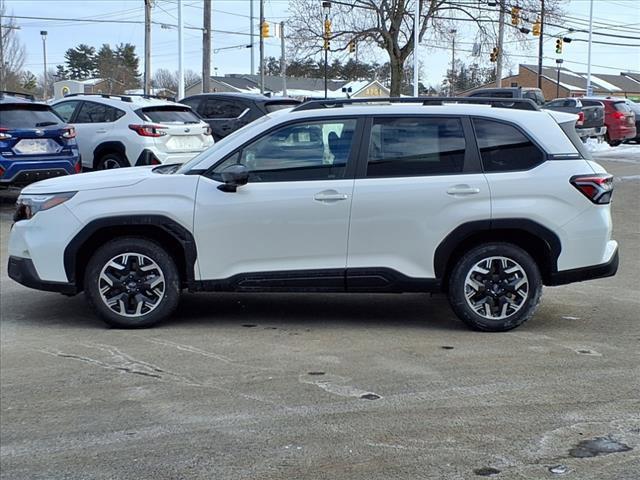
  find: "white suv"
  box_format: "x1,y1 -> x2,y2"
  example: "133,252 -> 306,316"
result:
8,98 -> 618,331
51,94 -> 213,169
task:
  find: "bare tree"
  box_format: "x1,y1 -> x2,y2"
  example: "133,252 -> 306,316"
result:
287,0 -> 561,97
1,3 -> 26,90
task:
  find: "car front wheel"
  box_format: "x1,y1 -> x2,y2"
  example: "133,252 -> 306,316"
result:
448,243 -> 542,332
84,237 -> 180,328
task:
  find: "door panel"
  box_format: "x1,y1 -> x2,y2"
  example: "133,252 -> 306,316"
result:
347,116 -> 490,280
194,117 -> 361,281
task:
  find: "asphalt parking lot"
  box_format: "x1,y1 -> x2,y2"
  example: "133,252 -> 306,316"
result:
1,148 -> 639,480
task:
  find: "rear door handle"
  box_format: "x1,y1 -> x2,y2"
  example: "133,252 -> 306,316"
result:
95,129 -> 108,134
314,189 -> 349,202
447,185 -> 480,196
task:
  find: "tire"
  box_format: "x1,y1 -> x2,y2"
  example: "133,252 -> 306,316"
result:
96,152 -> 129,170
84,237 -> 180,328
448,242 -> 542,332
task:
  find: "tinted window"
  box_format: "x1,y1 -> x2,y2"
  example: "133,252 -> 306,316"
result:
473,118 -> 544,172
613,101 -> 631,113
214,119 -> 356,182
200,99 -> 245,118
546,100 -> 564,107
367,117 -> 465,177
137,106 -> 200,123
52,101 -> 80,122
471,91 -> 514,99
0,105 -> 62,128
75,102 -> 125,123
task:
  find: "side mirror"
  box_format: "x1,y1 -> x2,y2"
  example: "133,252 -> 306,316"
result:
217,164 -> 249,192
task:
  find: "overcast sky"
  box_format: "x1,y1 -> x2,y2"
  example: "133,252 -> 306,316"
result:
5,0 -> 640,89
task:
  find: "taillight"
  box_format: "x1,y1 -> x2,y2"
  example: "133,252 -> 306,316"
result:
0,128 -> 12,140
0,166 -> 5,178
74,160 -> 82,173
129,124 -> 167,137
612,111 -> 625,121
576,111 -> 584,126
62,127 -> 76,139
570,174 -> 614,204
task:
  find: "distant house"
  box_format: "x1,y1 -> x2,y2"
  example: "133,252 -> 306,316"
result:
459,64 -> 640,100
53,78 -> 125,99
185,74 -> 388,99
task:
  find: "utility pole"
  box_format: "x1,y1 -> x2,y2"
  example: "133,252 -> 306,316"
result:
250,0 -> 255,74
586,0 -> 594,96
537,0 -> 545,89
40,31 -> 48,100
177,0 -> 184,99
144,0 -> 152,95
0,1 -> 4,93
280,21 -> 287,97
412,0 -> 419,97
555,58 -> 563,98
322,1 -> 331,99
496,0 -> 505,87
202,0 -> 211,93
259,0 -> 265,93
450,29 -> 456,96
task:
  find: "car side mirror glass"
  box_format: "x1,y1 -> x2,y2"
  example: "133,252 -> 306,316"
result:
217,164 -> 249,192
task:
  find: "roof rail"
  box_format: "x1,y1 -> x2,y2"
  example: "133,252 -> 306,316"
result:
0,90 -> 35,101
124,93 -> 177,102
63,93 -> 134,102
292,96 -> 539,112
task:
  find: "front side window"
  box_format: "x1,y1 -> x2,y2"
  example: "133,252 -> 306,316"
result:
366,117 -> 466,177
52,101 -> 80,122
213,119 -> 357,182
473,118 -> 544,172
74,102 -> 125,123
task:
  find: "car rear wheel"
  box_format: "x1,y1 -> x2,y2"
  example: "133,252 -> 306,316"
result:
448,243 -> 542,332
97,152 -> 128,169
84,237 -> 180,328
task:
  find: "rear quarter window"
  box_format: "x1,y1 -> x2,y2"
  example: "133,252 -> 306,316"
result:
0,105 -> 62,128
473,118 -> 545,172
613,102 -> 631,113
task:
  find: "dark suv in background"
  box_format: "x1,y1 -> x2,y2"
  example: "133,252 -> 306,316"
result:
466,87 -> 546,107
180,93 -> 300,141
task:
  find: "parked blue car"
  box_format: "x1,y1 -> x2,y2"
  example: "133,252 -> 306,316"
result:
0,91 -> 80,187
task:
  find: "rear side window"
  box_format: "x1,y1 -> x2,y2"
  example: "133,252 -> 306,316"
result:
613,101 -> 631,113
0,105 -> 62,128
264,101 -> 299,113
200,99 -> 246,118
473,118 -> 544,172
74,102 -> 125,123
137,106 -> 200,124
366,117 -> 466,177
52,101 -> 80,122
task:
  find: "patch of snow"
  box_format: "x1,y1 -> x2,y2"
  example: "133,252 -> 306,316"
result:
590,75 -> 622,92
584,138 -> 613,153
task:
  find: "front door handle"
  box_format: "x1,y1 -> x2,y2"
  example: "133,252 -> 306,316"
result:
314,189 -> 349,202
447,185 -> 480,196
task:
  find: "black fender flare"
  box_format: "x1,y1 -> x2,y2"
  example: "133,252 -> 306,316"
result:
93,141 -> 127,168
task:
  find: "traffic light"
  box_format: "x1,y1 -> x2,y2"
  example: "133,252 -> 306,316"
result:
261,21 -> 270,38
511,7 -> 521,26
348,41 -> 356,53
489,47 -> 499,63
555,38 -> 563,54
324,19 -> 332,37
532,17 -> 541,36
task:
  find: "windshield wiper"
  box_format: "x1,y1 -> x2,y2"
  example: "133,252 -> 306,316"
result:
35,121 -> 58,127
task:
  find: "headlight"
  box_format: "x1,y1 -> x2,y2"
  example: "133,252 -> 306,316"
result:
14,192 -> 77,222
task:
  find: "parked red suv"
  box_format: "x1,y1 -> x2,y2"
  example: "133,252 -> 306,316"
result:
581,97 -> 637,146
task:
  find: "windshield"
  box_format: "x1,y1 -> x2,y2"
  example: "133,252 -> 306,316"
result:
0,105 -> 62,128
136,106 -> 201,124
176,114 -> 272,174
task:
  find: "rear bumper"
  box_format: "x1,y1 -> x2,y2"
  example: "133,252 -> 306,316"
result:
8,256 -> 78,295
135,148 -> 209,166
577,126 -> 606,138
607,124 -> 637,141
547,246 -> 618,286
0,155 -> 79,186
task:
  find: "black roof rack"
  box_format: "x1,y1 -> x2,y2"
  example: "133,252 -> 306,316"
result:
0,90 -> 35,101
292,96 -> 539,112
63,92 -> 177,102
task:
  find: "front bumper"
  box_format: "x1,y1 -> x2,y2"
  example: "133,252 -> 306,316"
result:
547,246 -> 619,286
8,256 -> 77,295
